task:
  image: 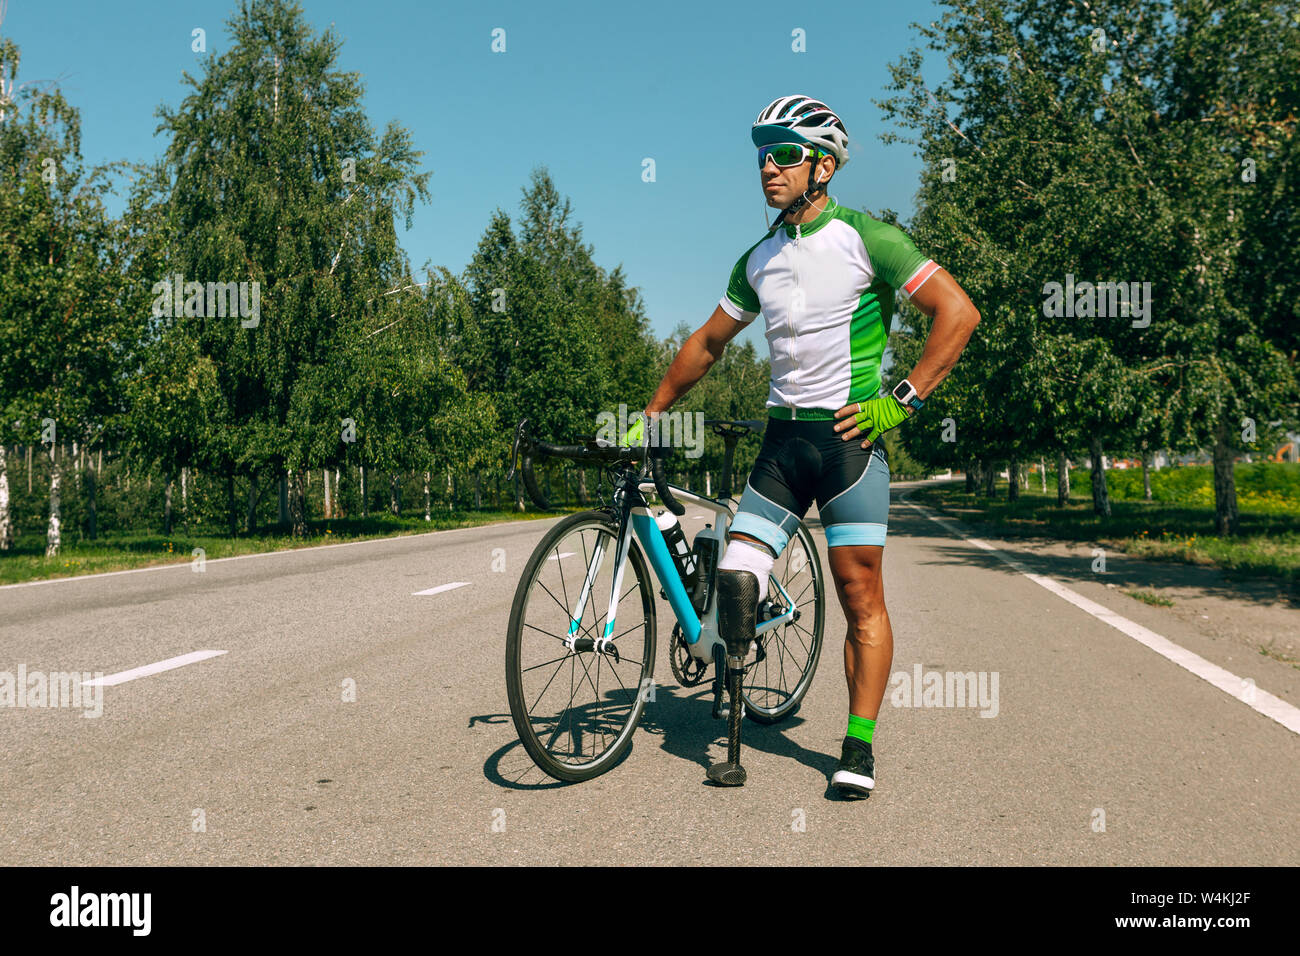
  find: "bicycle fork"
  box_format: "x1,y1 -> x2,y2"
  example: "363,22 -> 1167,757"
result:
563,514 -> 633,656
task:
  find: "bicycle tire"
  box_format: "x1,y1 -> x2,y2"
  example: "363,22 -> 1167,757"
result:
505,509 -> 657,782
743,519 -> 825,724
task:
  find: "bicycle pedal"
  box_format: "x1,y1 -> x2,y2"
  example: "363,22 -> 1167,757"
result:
706,761 -> 747,786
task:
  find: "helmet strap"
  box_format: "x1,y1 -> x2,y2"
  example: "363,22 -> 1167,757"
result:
765,152 -> 831,234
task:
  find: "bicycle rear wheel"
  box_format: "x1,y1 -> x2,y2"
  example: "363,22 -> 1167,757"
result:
743,520 -> 825,723
506,509 -> 656,782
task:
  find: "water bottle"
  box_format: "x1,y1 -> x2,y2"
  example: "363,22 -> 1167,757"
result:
655,509 -> 698,591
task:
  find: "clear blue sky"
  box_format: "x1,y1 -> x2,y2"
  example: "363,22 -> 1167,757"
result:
5,0 -> 945,354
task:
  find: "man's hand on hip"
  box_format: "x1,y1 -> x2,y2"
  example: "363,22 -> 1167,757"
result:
833,396 -> 910,448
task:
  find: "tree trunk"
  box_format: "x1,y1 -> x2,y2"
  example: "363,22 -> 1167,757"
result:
226,473 -> 238,536
28,443 -> 33,493
278,471 -> 289,526
577,467 -> 588,505
474,469 -> 483,509
964,457 -> 977,494
289,468 -> 307,538
445,465 -> 453,513
1141,447 -> 1153,501
390,473 -> 401,516
85,466 -> 97,540
981,457 -> 997,497
45,442 -> 61,558
1089,436 -> 1111,517
164,475 -> 174,534
0,444 -> 13,550
1039,457 -> 1047,494
1007,458 -> 1020,501
181,467 -> 189,525
1056,450 -> 1070,506
1211,430 -> 1239,536
360,464 -> 368,518
424,470 -> 431,521
323,467 -> 332,519
246,473 -> 261,534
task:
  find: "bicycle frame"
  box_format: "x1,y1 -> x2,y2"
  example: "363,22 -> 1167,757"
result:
561,473 -> 797,662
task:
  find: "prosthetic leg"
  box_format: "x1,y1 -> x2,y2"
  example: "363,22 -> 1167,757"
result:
706,568 -> 760,786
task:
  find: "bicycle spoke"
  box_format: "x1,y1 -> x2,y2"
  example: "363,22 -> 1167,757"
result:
508,514 -> 658,776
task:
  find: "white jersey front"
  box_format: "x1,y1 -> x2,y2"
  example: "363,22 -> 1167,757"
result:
719,199 -> 939,410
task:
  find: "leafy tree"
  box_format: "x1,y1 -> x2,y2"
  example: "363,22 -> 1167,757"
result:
148,0 -> 430,536
0,34 -> 127,554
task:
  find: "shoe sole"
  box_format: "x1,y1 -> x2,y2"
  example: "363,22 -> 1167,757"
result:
831,768 -> 874,797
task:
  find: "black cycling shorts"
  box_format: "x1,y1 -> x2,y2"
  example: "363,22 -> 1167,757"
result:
729,411 -> 890,555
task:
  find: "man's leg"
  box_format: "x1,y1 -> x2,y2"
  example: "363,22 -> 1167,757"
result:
827,544 -> 892,721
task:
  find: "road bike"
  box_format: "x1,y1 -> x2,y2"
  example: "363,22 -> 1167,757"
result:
504,416 -> 826,783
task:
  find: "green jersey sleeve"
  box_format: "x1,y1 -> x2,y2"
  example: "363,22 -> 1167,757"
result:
862,220 -> 939,300
719,244 -> 762,321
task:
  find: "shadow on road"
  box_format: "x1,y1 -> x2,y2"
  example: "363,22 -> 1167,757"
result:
478,683 -> 842,791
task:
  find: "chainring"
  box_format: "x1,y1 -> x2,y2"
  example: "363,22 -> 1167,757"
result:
668,624 -> 710,687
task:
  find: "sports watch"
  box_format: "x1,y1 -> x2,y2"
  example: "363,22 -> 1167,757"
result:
891,378 -> 925,414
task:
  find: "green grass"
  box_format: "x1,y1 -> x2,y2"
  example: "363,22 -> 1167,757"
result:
1068,461 -> 1300,515
907,477 -> 1300,590
1123,589 -> 1175,607
0,506 -> 587,586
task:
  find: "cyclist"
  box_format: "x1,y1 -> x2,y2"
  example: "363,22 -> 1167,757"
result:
634,95 -> 980,796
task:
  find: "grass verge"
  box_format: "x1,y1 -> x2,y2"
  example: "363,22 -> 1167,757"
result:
905,483 -> 1299,591
0,506 -> 588,586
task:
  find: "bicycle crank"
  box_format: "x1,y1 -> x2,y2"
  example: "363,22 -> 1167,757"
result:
669,625 -> 709,687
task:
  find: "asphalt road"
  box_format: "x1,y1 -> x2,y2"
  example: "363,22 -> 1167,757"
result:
1,481 -> 1296,865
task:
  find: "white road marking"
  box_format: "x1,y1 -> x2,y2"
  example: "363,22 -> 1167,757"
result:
0,519 -> 548,591
412,582 -> 471,596
82,650 -> 228,687
546,552 -> 576,561
906,500 -> 1300,737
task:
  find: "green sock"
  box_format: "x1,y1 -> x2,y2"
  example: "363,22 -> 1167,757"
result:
846,714 -> 876,745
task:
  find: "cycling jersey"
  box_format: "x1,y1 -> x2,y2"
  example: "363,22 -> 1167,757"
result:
718,199 -> 940,411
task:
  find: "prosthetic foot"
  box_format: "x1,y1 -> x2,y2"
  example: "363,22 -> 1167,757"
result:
707,569 -> 759,787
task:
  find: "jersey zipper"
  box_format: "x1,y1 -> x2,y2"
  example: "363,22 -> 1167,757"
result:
789,222 -> 801,411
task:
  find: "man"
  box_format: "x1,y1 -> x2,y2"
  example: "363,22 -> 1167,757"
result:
637,95 -> 980,796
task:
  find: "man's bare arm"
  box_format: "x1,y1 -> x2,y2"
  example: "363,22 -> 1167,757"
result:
899,268 -> 981,403
644,305 -> 750,416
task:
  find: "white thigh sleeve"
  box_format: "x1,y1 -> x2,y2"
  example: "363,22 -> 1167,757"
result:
716,540 -> 773,604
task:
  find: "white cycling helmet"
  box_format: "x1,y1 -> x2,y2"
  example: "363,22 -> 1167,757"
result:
752,94 -> 850,169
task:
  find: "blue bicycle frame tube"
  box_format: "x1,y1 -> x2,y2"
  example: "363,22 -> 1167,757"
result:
627,512 -> 797,646
630,512 -> 701,643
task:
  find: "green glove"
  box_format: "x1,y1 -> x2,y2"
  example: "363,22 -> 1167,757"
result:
848,395 -> 910,444
624,410 -> 651,447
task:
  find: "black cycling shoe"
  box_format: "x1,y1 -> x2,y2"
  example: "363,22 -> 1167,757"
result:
830,736 -> 875,798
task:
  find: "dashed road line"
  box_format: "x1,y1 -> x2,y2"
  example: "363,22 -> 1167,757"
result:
82,650 -> 229,687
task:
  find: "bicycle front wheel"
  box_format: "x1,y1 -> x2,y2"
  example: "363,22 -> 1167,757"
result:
505,509 -> 656,782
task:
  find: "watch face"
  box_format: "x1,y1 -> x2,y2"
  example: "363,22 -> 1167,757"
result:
892,381 -> 913,403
